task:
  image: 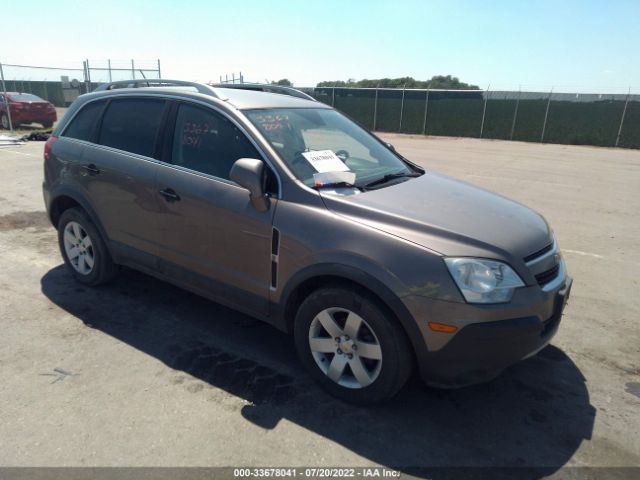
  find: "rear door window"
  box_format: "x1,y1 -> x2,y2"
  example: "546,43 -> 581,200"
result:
98,98 -> 165,157
63,101 -> 106,142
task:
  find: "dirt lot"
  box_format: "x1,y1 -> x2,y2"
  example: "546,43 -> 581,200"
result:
0,135 -> 639,475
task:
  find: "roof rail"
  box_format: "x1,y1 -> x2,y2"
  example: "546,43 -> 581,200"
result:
209,82 -> 316,101
93,79 -> 218,97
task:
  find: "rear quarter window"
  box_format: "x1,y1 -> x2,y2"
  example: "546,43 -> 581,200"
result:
63,101 -> 106,142
98,98 -> 165,158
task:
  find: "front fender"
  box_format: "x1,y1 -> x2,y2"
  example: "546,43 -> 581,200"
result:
273,260 -> 428,364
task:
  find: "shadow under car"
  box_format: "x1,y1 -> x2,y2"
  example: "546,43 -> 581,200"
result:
41,265 -> 595,478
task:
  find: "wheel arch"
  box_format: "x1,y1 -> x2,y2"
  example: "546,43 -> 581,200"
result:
276,263 -> 427,363
48,187 -> 114,258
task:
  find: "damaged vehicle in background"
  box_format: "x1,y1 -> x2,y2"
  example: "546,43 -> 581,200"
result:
42,80 -> 572,404
1,92 -> 57,129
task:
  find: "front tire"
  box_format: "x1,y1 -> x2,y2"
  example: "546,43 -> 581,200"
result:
1,113 -> 9,129
294,286 -> 412,404
42,121 -> 53,129
57,207 -> 118,286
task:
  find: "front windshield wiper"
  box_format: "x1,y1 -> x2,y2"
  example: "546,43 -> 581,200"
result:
362,171 -> 422,190
312,181 -> 362,190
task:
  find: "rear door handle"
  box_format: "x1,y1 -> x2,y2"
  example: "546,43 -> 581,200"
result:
159,188 -> 180,202
82,164 -> 100,175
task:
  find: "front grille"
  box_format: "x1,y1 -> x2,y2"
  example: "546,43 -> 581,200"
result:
524,242 -> 554,263
535,264 -> 560,286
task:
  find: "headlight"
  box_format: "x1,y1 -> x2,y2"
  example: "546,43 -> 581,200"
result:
444,258 -> 524,303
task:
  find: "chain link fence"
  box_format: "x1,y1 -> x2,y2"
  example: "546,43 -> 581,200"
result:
301,87 -> 640,149
2,61 -> 637,149
0,59 -> 161,108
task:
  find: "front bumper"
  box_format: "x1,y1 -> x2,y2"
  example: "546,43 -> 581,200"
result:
405,275 -> 572,387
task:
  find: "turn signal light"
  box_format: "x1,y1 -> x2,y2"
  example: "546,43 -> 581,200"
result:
428,322 -> 458,333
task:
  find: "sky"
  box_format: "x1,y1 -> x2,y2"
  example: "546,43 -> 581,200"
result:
2,0 -> 639,93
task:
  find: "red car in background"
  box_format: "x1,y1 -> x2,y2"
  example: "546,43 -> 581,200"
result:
0,92 -> 57,129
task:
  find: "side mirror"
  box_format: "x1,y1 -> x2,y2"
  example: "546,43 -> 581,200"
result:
230,158 -> 269,212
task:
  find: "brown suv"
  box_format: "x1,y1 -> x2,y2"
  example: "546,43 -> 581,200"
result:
43,80 -> 572,403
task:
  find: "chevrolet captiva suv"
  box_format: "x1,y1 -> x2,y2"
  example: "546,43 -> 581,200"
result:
43,80 -> 572,404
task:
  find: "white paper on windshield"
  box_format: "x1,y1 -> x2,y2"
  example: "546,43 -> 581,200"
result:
312,170 -> 356,186
302,150 -> 349,173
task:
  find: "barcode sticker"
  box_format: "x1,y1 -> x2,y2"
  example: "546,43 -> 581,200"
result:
301,150 -> 350,173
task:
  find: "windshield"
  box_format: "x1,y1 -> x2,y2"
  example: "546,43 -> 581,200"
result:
9,94 -> 45,102
245,108 -> 413,187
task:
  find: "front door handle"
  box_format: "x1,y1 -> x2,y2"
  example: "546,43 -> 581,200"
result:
159,188 -> 181,202
82,164 -> 100,175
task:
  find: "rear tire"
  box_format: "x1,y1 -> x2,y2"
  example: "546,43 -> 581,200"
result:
294,286 -> 412,404
57,207 -> 118,286
42,121 -> 53,129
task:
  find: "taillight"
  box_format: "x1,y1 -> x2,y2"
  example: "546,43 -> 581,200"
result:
44,136 -> 59,161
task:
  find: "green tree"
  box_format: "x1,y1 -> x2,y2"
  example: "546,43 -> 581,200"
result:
272,79 -> 293,86
316,75 -> 478,89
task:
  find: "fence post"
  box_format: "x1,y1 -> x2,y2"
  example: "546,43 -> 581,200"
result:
43,80 -> 48,102
480,84 -> 490,138
510,88 -> 521,140
157,59 -> 162,79
541,88 -> 553,142
615,88 -> 631,147
108,59 -> 112,82
399,84 -> 406,132
82,60 -> 90,94
373,85 -> 379,131
422,89 -> 429,135
331,87 -> 335,107
131,59 -> 135,79
0,62 -> 14,131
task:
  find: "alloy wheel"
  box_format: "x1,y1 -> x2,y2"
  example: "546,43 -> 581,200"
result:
63,221 -> 95,275
308,307 -> 383,389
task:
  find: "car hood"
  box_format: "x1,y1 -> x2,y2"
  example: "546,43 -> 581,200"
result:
319,172 -> 552,260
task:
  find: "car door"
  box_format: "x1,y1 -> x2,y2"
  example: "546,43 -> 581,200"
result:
155,101 -> 277,316
81,97 -> 166,269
